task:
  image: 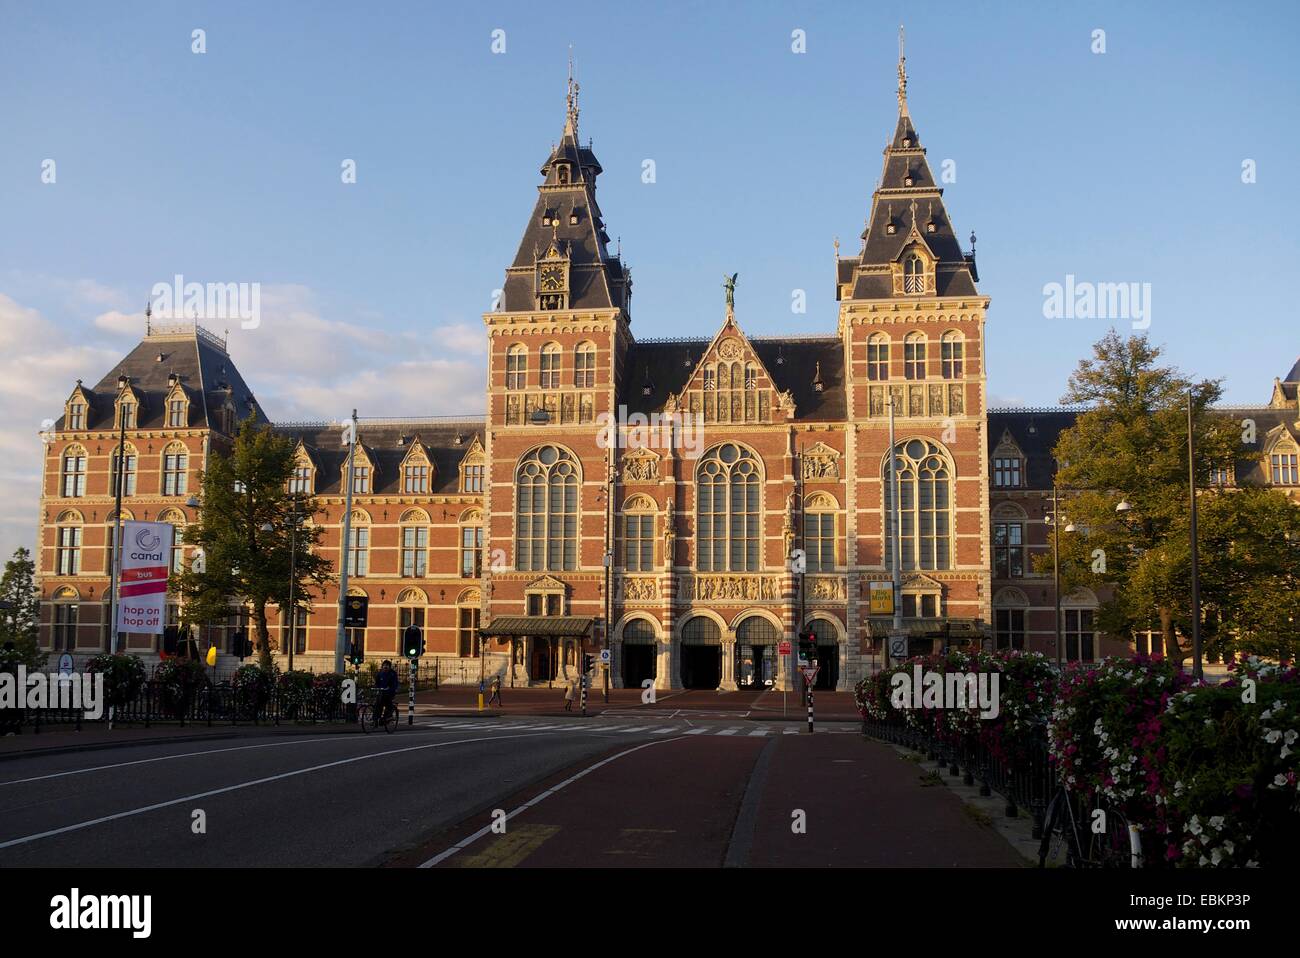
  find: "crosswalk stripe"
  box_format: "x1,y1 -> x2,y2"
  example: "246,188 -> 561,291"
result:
783,728 -> 799,735
647,727 -> 678,735
716,727 -> 741,736
747,728 -> 770,737
684,727 -> 710,735
589,725 -> 627,732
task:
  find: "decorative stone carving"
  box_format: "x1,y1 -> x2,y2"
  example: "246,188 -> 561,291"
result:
801,441 -> 840,479
680,575 -> 781,602
805,576 -> 846,600
623,577 -> 659,601
717,338 -> 742,359
622,449 -> 658,482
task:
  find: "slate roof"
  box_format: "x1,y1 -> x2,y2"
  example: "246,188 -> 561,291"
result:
58,324 -> 265,432
621,335 -> 846,422
841,110 -> 980,301
500,101 -> 630,313
274,418 -> 485,497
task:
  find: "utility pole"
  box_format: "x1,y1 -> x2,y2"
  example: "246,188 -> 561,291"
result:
603,447 -> 613,701
286,493 -> 299,672
109,375 -> 128,654
796,441 -> 806,703
1052,485 -> 1063,669
887,394 -> 904,667
1187,389 -> 1203,680
334,410 -> 358,674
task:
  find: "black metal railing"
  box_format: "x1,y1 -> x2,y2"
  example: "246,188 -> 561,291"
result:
863,714 -> 1056,837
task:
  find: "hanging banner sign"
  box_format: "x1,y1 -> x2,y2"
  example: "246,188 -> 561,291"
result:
869,581 -> 894,615
116,521 -> 174,635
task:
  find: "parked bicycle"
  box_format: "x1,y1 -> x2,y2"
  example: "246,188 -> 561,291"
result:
1038,784 -> 1141,868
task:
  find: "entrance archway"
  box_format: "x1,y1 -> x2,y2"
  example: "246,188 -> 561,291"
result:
621,618 -> 657,690
530,637 -> 557,682
734,615 -> 779,689
806,616 -> 840,690
679,616 -> 721,689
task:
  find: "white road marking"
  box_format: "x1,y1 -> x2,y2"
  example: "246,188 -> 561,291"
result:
747,728 -> 770,737
419,737 -> 686,868
0,732 -> 551,851
647,727 -> 677,735
716,728 -> 741,736
684,728 -> 710,735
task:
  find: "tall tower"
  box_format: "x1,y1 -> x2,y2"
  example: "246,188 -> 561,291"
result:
480,64 -> 632,683
836,32 -> 991,653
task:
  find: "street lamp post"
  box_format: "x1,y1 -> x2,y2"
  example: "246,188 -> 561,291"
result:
1186,389 -> 1204,681
286,493 -> 300,673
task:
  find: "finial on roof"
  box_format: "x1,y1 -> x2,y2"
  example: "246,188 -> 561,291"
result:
723,272 -> 738,314
909,199 -> 918,228
565,45 -> 580,135
969,230 -> 977,254
897,25 -> 908,117
144,299 -> 152,335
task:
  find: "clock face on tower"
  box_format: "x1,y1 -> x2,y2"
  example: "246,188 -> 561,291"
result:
539,264 -> 565,291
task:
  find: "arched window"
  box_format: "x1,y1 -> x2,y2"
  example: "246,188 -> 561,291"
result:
457,589 -> 481,657
681,616 -> 720,645
696,443 -> 761,572
110,443 -> 137,497
55,511 -> 82,576
903,254 -> 926,293
540,342 -> 561,389
867,333 -> 890,381
804,493 -> 837,573
347,511 -> 369,577
506,344 -> 527,391
516,445 -> 579,571
622,618 -> 657,645
904,333 -> 926,380
941,331 -> 964,379
61,446 -> 87,497
574,342 -> 596,388
623,496 -> 656,572
1063,589 -> 1099,663
883,439 -> 952,571
162,442 -> 188,496
736,616 -> 779,646
399,509 -> 428,578
397,588 -> 426,654
52,586 -> 79,651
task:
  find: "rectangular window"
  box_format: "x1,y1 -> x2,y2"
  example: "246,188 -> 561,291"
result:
463,464 -> 484,494
540,350 -> 560,389
67,404 -> 85,430
403,464 -> 428,494
1271,453 -> 1298,485
281,607 -> 307,655
506,351 -> 526,390
1209,466 -> 1231,486
111,452 -> 137,496
352,466 -> 370,494
461,526 -> 482,577
624,514 -> 654,572
458,607 -> 481,657
401,527 -> 427,578
904,340 -> 926,380
57,527 -> 81,575
119,404 -> 136,429
993,458 -> 1022,488
168,400 -> 187,427
866,340 -> 889,381
347,527 -> 369,577
54,603 -> 78,651
995,608 -> 1025,650
993,522 -> 1024,578
399,606 -> 424,650
289,467 -> 312,494
1064,609 -> 1095,662
164,451 -> 188,495
62,454 -> 86,497
941,339 -> 963,379
574,348 -> 595,388
902,594 -> 916,618
171,526 -> 184,574
805,513 -> 835,572
527,593 -> 541,616
545,593 -> 562,616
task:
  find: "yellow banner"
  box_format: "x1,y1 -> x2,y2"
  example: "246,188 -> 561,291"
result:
868,581 -> 894,615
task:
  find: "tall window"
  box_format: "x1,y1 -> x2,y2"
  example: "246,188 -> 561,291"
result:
884,439 -> 952,571
111,445 -> 137,496
516,445 -> 578,571
993,522 -> 1024,578
118,402 -> 137,429
941,332 -> 963,379
462,462 -> 484,494
460,525 -> 482,577
66,403 -> 85,430
289,466 -> 312,494
696,443 -> 761,572
506,344 -> 527,390
623,501 -> 655,572
458,606 -> 481,657
903,254 -> 926,293
398,601 -> 424,650
163,443 -> 188,495
347,526 -> 369,577
401,526 -> 427,578
53,596 -> 79,651
540,343 -> 561,389
168,399 -> 187,427
805,496 -> 836,573
904,334 -> 926,380
1271,450 -> 1299,485
993,457 -> 1022,488
403,459 -> 429,494
56,520 -> 82,575
1064,608 -> 1095,662
352,465 -> 370,494
995,608 -> 1025,650
61,448 -> 86,497
902,593 -> 939,617
574,342 -> 596,388
867,334 -> 889,381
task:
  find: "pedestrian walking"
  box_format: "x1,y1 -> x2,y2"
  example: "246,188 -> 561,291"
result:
563,678 -> 575,711
488,675 -> 502,707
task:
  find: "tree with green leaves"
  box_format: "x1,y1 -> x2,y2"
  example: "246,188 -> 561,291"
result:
1045,331 -> 1253,663
171,420 -> 334,670
0,546 -> 44,669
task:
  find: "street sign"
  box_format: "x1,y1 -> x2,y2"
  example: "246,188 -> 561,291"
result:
778,640 -> 791,656
888,634 -> 908,659
800,665 -> 819,685
344,595 -> 369,629
599,649 -> 611,665
869,581 -> 894,615
57,653 -> 74,676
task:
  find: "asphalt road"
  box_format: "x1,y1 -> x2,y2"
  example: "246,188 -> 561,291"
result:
0,715 -> 1022,868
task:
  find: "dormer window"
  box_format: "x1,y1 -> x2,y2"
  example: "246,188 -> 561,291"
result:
555,165 -> 570,184
118,402 -> 137,429
903,171 -> 914,186
67,402 -> 85,431
885,222 -> 897,235
904,254 -> 926,294
1271,446 -> 1299,485
993,457 -> 1023,488
168,399 -> 187,428
569,210 -> 580,225
926,220 -> 938,234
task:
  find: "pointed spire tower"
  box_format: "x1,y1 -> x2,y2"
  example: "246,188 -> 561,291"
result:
497,56 -> 631,316
836,27 -> 980,305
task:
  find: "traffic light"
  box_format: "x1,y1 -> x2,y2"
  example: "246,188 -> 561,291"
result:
348,640 -> 364,667
582,653 -> 594,675
798,630 -> 818,663
403,625 -> 425,659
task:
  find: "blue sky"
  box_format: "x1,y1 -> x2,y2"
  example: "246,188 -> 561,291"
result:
0,0 -> 1297,554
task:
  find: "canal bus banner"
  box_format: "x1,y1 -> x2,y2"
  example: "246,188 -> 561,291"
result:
115,520 -> 174,635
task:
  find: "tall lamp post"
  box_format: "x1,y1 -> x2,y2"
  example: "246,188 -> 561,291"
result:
262,492 -> 301,671
1186,389 -> 1204,681
1044,486 -> 1075,668
334,410 -> 358,674
109,374 -> 129,653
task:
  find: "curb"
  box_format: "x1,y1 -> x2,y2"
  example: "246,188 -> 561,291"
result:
0,723 -> 376,762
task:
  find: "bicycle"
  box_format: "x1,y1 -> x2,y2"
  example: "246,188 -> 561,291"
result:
359,693 -> 398,734
1038,785 -> 1140,868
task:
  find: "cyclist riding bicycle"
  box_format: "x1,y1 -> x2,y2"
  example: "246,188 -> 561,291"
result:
374,660 -> 399,724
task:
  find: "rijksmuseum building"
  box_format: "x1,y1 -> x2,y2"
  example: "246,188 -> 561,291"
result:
35,57 -> 1300,691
